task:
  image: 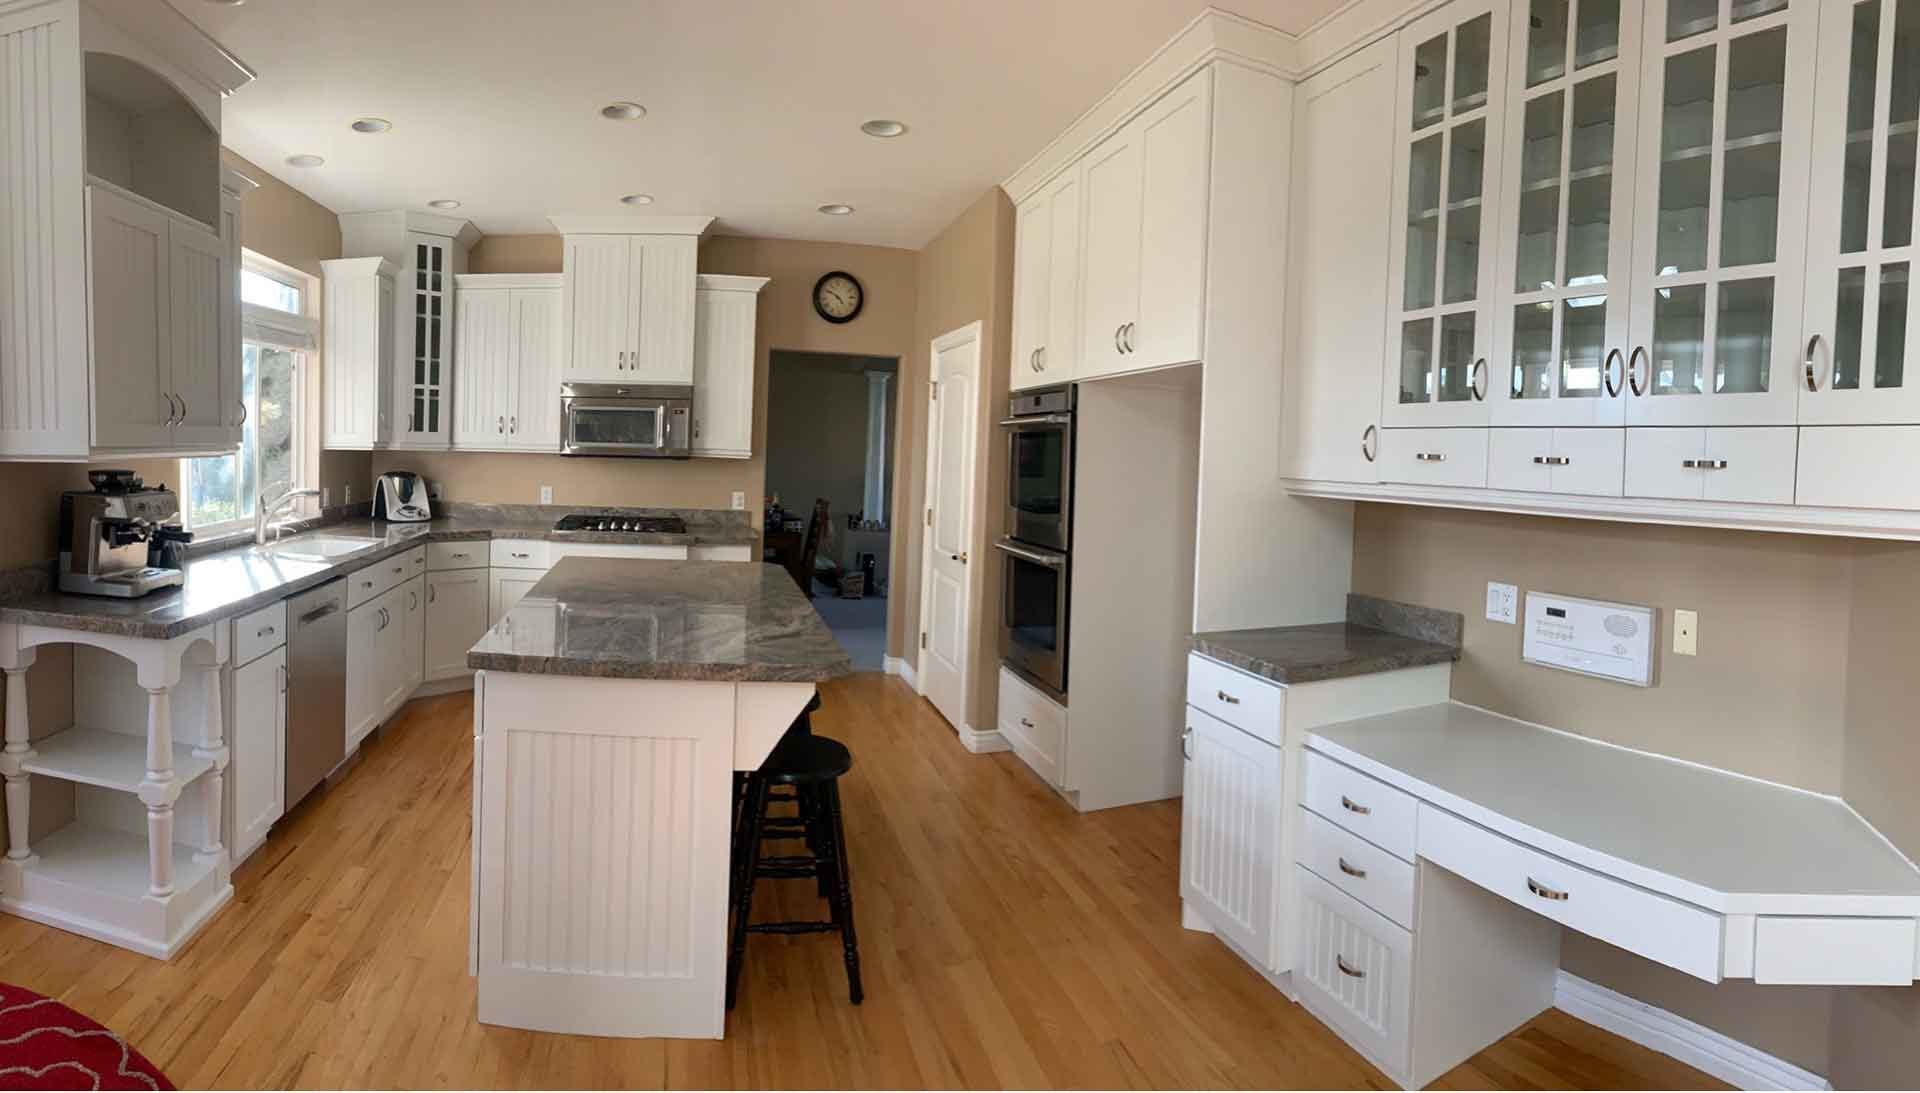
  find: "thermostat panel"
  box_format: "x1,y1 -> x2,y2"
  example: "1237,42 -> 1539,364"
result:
1521,592 -> 1656,687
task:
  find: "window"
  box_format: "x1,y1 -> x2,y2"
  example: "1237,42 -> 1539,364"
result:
181,252 -> 318,535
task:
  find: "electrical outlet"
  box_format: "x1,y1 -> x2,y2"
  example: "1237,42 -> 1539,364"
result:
1673,609 -> 1698,656
731,491 -> 747,510
539,485 -> 554,505
1486,581 -> 1518,624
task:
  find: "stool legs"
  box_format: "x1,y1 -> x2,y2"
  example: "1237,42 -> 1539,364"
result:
726,776 -> 770,1010
824,782 -> 863,1004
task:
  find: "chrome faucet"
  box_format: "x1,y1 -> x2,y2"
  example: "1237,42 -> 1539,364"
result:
255,486 -> 322,545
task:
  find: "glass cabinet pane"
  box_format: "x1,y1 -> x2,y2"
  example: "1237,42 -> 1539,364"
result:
1653,283 -> 1707,394
1562,296 -> 1607,395
1720,29 -> 1788,268
1840,0 -> 1882,254
1886,0 -> 1920,248
1835,266 -> 1868,389
1517,97 -> 1564,292
1444,120 -> 1488,304
1439,312 -> 1480,400
1658,47 -> 1716,274
1878,262 -> 1910,386
1715,277 -> 1776,392
1400,318 -> 1436,402
1528,0 -> 1571,86
1733,0 -> 1791,24
1576,0 -> 1622,66
1668,0 -> 1718,40
1413,34 -> 1449,128
1406,135 -> 1444,308
1567,75 -> 1618,284
1454,15 -> 1493,113
1513,303 -> 1556,396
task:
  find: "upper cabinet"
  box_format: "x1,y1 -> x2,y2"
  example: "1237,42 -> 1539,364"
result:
450,274 -> 562,453
320,257 -> 397,451
0,0 -> 250,460
691,274 -> 767,459
1010,165 -> 1083,392
554,216 -> 712,384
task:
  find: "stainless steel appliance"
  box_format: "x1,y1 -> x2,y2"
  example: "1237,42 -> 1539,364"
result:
57,470 -> 187,598
372,470 -> 433,522
997,385 -> 1075,702
553,513 -> 688,534
286,579 -> 348,807
559,382 -> 692,458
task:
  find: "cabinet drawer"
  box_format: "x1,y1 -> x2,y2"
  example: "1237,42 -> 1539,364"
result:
1548,428 -> 1626,497
490,539 -> 549,570
1752,916 -> 1917,986
1294,866 -> 1411,1077
1378,428 -> 1488,487
346,548 -> 425,609
1298,807 -> 1415,929
549,542 -> 688,563
689,544 -> 752,563
999,666 -> 1068,789
1487,428 -> 1554,493
1418,804 -> 1724,981
232,601 -> 287,666
1186,654 -> 1283,745
1627,427 -> 1796,504
1797,426 -> 1920,510
429,541 -> 488,571
1301,750 -> 1417,861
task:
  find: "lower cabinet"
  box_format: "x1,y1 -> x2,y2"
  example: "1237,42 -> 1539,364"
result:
346,577 -> 427,751
1294,866 -> 1413,1076
1181,706 -> 1284,968
998,666 -> 1070,791
229,643 -> 286,865
391,576 -> 425,711
425,568 -> 490,681
489,571 -> 543,628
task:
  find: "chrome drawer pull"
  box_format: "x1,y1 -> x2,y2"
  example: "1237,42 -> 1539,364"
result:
1019,717 -> 1034,728
1215,690 -> 1240,705
1682,458 -> 1728,470
1527,877 -> 1569,901
256,625 -> 275,638
1340,795 -> 1371,816
1415,451 -> 1446,462
1532,455 -> 1570,466
1337,858 -> 1367,879
1335,956 -> 1366,979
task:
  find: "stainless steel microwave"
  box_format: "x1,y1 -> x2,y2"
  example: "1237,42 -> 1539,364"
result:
560,382 -> 692,458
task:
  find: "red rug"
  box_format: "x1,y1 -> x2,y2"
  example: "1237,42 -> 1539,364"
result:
0,983 -> 172,1090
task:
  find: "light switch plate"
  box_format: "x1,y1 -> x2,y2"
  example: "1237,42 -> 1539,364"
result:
1522,592 -> 1657,686
1673,609 -> 1698,656
731,491 -> 747,510
1486,581 -> 1518,624
539,485 -> 554,505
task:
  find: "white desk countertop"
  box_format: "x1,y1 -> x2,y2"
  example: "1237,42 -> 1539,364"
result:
1307,703 -> 1920,916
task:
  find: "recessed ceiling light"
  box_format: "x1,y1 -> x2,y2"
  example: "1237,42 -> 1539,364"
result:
285,154 -> 324,168
619,194 -> 654,206
350,117 -> 392,134
600,101 -> 647,121
817,203 -> 854,216
427,199 -> 461,210
860,119 -> 907,138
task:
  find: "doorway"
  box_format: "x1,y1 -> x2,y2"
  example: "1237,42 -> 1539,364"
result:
764,350 -> 899,670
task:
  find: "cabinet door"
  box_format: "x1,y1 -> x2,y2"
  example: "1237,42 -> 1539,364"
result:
322,264 -> 394,450
690,288 -> 756,457
1010,190 -> 1054,391
452,288 -> 511,449
1134,68 -> 1212,370
561,235 -> 630,381
1491,0 -> 1645,426
1799,0 -> 1920,424
425,569 -> 490,681
1179,707 -> 1284,969
1043,169 -> 1084,384
393,234 -> 454,449
1624,0 -> 1819,425
1382,0 -> 1513,427
87,185 -> 173,450
168,217 -> 230,449
489,571 -> 544,627
1285,39 -> 1399,483
629,236 -> 698,383
1080,124 -> 1145,380
399,576 -> 425,701
231,647 -> 286,862
345,599 -> 384,749
508,288 -> 562,451
219,190 -> 244,447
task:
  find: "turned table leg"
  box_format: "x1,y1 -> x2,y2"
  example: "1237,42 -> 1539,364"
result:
2,656 -> 37,863
193,658 -> 226,865
142,687 -> 176,897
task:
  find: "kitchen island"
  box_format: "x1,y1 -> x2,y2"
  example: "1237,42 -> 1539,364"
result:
466,557 -> 851,1039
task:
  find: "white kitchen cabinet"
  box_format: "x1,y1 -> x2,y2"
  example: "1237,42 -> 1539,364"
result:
338,211 -> 479,451
1624,425 -> 1797,502
453,282 -> 511,448
556,220 -> 711,384
451,275 -> 563,452
1181,706 -> 1285,968
425,568 -> 490,681
1283,39 -> 1399,483
1079,67 -> 1211,380
230,645 -> 285,864
1382,0 -> 1513,429
1294,866 -> 1415,1078
489,571 -> 543,628
691,274 -> 767,458
1487,427 -> 1625,495
345,589 -> 386,749
166,216 -> 230,449
321,257 -> 397,451
1011,166 -> 1083,391
998,665 -> 1070,791
394,576 -> 426,713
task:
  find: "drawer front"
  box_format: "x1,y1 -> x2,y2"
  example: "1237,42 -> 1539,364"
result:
346,548 -> 425,609
232,601 -> 288,666
1301,750 -> 1417,861
1417,804 -> 1724,981
689,544 -> 752,562
1298,807 -> 1415,929
1701,427 -> 1797,504
490,539 -> 550,570
1624,428 -> 1706,500
1294,866 -> 1411,1077
1798,425 -> 1920,509
1378,428 -> 1489,488
1186,654 -> 1284,745
1487,428 -> 1554,493
999,667 -> 1067,789
1549,428 -> 1625,497
1752,916 -> 1917,986
549,542 -> 689,563
429,541 -> 488,571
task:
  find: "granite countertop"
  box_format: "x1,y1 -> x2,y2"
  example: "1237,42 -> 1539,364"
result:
467,557 -> 852,683
1190,594 -> 1464,685
0,508 -> 761,641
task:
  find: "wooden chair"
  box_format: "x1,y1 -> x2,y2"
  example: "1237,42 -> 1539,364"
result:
796,498 -> 830,599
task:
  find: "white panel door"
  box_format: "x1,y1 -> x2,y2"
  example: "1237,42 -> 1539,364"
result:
1285,38 -> 1399,483
562,235 -> 630,381
346,599 -> 384,749
1134,67 -> 1212,370
690,286 -> 756,456
425,568 -> 490,681
1179,707 -> 1283,968
1382,0 -> 1513,428
1799,0 -> 1920,424
490,571 -> 544,627
398,576 -> 425,703
453,288 -> 512,449
508,287 -> 562,451
392,234 -> 454,449
1042,168 -> 1084,384
231,646 -> 286,862
167,217 -> 230,449
630,235 -> 698,384
88,185 -> 173,450
1079,125 -> 1145,380
918,324 -> 980,732
1623,0 -> 1820,425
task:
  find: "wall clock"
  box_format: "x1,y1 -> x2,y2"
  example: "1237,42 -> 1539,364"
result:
813,270 -> 864,324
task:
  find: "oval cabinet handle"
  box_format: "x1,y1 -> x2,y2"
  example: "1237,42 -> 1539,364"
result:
1628,346 -> 1649,397
1114,324 -> 1125,355
1804,333 -> 1825,392
1603,347 -> 1623,397
238,399 -> 248,426
1180,727 -> 1194,760
1470,357 -> 1488,400
1361,424 -> 1378,463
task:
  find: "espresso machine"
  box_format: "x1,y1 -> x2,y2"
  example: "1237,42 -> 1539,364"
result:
57,470 -> 188,598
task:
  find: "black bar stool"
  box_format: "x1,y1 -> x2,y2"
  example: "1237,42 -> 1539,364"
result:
726,732 -> 863,1008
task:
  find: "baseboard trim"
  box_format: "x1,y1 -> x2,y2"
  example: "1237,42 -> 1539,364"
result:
958,725 -> 1009,754
1553,972 -> 1831,1091
883,655 -> 917,689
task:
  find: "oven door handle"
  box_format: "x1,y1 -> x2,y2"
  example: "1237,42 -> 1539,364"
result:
999,415 -> 1074,428
993,539 -> 1066,568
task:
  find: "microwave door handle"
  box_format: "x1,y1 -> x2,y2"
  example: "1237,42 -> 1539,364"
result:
998,414 -> 1074,428
656,405 -> 669,450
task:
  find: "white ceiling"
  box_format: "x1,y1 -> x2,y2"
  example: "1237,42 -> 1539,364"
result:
179,0 -> 1347,249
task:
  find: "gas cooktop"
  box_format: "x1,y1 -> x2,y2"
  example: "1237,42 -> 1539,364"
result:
553,513 -> 688,534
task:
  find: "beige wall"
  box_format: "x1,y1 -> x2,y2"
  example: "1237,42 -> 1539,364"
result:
1352,502 -> 1920,1081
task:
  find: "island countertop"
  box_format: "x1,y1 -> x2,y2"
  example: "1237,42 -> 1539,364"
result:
467,557 -> 853,683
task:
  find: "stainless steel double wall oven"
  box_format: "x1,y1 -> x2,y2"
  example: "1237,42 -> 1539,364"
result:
995,385 -> 1074,702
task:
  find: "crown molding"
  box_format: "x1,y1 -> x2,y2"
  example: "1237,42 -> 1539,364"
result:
547,215 -> 716,237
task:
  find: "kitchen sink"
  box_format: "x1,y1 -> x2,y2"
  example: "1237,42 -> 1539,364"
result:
264,535 -> 385,563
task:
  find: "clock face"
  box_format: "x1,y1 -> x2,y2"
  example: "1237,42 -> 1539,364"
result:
813,271 -> 863,324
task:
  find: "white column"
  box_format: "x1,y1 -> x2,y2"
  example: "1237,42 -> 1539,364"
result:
2,656 -> 37,863
143,687 -> 175,897
863,371 -> 892,522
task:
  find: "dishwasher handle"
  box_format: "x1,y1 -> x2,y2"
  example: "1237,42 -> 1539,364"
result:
298,600 -> 341,625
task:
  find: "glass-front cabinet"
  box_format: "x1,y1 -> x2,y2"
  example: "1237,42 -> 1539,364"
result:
1383,0 -> 1513,427
1490,0 -> 1646,425
1623,0 -> 1820,424
391,233 -> 455,449
1800,0 -> 1920,423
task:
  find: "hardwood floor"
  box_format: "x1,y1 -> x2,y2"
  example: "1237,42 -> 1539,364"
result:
0,673 -> 1727,1089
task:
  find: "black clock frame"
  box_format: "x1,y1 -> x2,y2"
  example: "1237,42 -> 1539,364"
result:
812,270 -> 864,324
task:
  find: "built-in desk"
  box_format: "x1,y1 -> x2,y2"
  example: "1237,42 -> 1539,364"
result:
1292,702 -> 1920,1089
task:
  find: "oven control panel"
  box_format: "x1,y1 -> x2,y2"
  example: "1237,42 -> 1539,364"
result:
1521,591 -> 1655,687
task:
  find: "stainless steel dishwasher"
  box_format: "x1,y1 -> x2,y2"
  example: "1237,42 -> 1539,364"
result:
286,579 -> 347,807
